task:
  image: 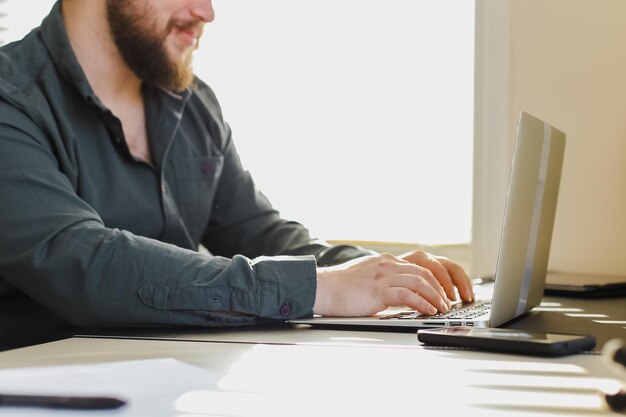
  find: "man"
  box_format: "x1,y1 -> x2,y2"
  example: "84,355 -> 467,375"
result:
0,0 -> 474,349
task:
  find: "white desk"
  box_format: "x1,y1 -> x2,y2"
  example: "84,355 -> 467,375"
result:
0,329 -> 623,417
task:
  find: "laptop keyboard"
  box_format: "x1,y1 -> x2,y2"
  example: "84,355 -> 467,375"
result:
379,300 -> 491,321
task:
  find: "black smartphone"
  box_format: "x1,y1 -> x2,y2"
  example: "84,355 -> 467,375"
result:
417,327 -> 596,357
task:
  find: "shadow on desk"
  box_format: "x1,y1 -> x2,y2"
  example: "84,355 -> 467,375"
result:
0,292 -> 74,352
506,295 -> 626,352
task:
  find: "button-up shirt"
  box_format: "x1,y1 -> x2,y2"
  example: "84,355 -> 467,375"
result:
0,1 -> 370,330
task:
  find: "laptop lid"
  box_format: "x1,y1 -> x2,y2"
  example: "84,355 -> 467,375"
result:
489,111 -> 566,326
290,111 -> 566,329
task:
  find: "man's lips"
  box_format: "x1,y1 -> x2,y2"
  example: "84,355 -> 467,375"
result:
171,21 -> 204,48
175,27 -> 198,46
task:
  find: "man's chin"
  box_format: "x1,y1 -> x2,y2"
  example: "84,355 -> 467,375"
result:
166,36 -> 197,61
164,67 -> 195,92
158,54 -> 194,91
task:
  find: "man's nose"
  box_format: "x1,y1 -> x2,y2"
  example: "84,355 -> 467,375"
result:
190,0 -> 215,23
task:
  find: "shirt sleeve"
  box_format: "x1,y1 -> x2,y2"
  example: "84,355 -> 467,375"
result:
0,102 -> 317,328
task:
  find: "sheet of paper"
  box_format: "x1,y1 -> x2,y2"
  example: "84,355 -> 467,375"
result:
0,358 -> 218,416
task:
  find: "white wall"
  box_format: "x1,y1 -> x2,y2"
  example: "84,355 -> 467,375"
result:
473,0 -> 626,277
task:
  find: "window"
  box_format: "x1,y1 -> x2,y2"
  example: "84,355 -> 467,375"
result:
198,1 -> 474,245
0,0 -> 6,45
0,0 -> 52,46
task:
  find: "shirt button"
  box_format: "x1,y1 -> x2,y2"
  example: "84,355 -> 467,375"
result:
201,161 -> 212,175
279,304 -> 292,317
114,137 -> 122,144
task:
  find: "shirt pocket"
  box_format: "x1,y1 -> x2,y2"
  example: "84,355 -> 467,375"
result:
172,156 -> 224,238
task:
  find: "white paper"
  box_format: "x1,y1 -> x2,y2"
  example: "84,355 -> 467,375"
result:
0,358 -> 218,416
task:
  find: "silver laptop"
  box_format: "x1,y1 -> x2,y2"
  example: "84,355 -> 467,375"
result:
291,112 -> 566,329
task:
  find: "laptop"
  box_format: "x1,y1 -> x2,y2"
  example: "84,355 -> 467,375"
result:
291,111 -> 566,329
544,272 -> 626,298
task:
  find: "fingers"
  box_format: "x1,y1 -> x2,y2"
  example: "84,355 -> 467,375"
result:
360,254 -> 450,313
413,253 -> 458,301
384,274 -> 449,313
438,257 -> 475,302
400,251 -> 475,303
382,287 -> 438,316
383,261 -> 450,309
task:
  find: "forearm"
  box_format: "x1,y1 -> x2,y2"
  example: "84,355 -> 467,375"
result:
2,222 -> 317,327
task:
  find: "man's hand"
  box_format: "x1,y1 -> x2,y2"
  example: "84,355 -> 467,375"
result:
313,253 -> 457,317
398,250 -> 474,303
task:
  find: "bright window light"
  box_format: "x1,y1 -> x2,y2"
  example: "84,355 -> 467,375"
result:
198,1 -> 475,245
0,0 -> 53,46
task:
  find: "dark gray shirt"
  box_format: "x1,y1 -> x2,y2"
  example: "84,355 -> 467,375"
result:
0,2 -> 370,331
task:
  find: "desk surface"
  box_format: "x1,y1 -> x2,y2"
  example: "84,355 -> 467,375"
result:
0,295 -> 625,416
0,329 -> 624,416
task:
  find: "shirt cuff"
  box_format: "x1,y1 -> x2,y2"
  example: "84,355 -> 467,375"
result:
252,255 -> 317,320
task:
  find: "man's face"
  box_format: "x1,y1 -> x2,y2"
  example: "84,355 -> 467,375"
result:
106,0 -> 214,91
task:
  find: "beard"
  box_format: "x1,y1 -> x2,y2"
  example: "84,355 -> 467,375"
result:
106,0 -> 197,92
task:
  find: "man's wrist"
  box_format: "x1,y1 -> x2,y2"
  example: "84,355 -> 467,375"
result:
312,267 -> 334,316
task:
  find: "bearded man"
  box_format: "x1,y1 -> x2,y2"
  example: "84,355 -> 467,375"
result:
0,0 -> 473,350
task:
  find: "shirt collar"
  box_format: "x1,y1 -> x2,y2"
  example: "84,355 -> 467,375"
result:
40,1 -> 100,105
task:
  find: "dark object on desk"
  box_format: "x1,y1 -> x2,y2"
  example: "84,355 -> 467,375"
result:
602,338 -> 626,413
0,393 -> 126,410
544,272 -> 626,298
417,327 -> 596,357
0,292 -> 74,352
605,391 -> 626,414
